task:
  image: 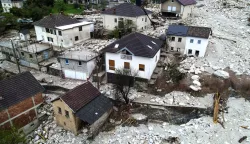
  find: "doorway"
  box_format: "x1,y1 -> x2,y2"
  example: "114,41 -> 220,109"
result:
195,50 -> 200,57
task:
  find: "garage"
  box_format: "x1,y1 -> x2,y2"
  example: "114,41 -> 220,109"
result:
64,70 -> 87,80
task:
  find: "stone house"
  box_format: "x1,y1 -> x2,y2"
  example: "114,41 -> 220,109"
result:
101,3 -> 153,31
58,50 -> 97,80
161,0 -> 196,19
33,13 -> 94,48
166,25 -> 212,57
102,32 -> 163,81
52,82 -> 113,135
1,0 -> 24,13
0,72 -> 44,134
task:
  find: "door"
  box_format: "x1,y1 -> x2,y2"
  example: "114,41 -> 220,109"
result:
168,6 -> 172,11
172,7 -> 176,11
195,50 -> 200,57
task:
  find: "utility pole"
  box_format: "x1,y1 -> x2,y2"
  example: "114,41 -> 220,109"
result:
10,39 -> 21,73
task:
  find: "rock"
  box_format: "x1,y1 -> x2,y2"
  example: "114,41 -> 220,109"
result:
189,85 -> 201,91
109,119 -> 115,123
34,135 -> 40,141
213,70 -> 230,79
193,80 -> 201,87
82,128 -> 88,133
191,75 -> 200,80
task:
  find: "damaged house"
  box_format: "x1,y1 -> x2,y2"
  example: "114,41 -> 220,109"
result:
58,50 -> 97,80
102,32 -> 163,81
166,25 -> 212,57
161,0 -> 196,19
101,3 -> 153,31
33,13 -> 94,48
0,72 -> 44,133
52,82 -> 113,135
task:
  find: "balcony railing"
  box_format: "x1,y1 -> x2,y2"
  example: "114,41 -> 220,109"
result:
121,54 -> 132,60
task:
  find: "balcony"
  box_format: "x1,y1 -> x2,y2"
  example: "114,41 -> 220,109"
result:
121,54 -> 132,60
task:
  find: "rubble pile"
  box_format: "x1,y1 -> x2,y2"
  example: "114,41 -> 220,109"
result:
94,97 -> 250,144
179,0 -> 250,75
149,91 -> 213,108
190,74 -> 202,91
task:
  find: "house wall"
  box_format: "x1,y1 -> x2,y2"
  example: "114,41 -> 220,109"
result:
167,35 -> 186,54
102,14 -> 152,31
161,0 -> 181,13
34,24 -> 91,48
105,50 -> 160,80
184,37 -> 209,57
0,92 -> 43,129
181,5 -> 194,19
52,99 -> 80,135
19,49 -> 54,64
1,0 -> 23,12
20,33 -> 30,41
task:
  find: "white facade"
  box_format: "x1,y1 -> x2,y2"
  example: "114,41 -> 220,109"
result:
1,0 -> 23,13
105,50 -> 160,80
102,14 -> 152,31
184,37 -> 209,57
34,22 -> 93,48
19,33 -> 30,41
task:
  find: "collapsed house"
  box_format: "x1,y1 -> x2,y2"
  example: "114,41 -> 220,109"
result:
161,0 -> 196,19
52,82 -> 113,135
0,71 -> 44,134
166,25 -> 212,57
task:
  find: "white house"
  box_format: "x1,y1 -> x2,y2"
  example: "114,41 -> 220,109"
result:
101,3 -> 153,31
1,0 -> 24,13
102,32 -> 163,81
58,50 -> 97,80
33,13 -> 93,48
166,25 -> 212,57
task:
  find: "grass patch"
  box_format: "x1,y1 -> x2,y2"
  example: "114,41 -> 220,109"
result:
52,4 -> 84,14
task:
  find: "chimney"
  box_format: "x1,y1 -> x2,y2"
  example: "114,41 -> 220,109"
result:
113,8 -> 116,14
136,0 -> 141,7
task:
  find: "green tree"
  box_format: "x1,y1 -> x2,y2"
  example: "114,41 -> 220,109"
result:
54,0 -> 66,12
0,127 -> 26,144
10,7 -> 23,17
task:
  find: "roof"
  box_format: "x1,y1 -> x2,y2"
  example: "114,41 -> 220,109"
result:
161,0 -> 196,6
33,14 -> 80,29
56,21 -> 93,30
76,95 -> 113,124
101,3 -> 153,17
60,82 -> 101,112
166,25 -> 211,38
187,26 -> 212,39
20,29 -> 29,35
102,32 -> 163,58
59,50 -> 98,62
20,43 -> 52,53
0,71 -> 44,110
166,25 -> 189,36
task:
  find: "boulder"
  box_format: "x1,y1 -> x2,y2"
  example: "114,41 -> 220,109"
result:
213,70 -> 230,79
193,80 -> 201,87
191,75 -> 200,80
189,85 -> 201,91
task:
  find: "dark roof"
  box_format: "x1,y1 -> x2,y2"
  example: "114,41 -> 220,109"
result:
20,29 -> 29,35
0,72 -> 44,110
102,32 -> 163,58
60,82 -> 101,112
166,25 -> 211,38
76,95 -> 113,124
33,14 -> 80,29
101,3 -> 153,17
167,25 -> 189,36
161,0 -> 196,6
187,26 -> 212,38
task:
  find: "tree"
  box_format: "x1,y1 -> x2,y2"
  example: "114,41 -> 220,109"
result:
54,0 -> 66,12
0,127 -> 26,144
114,68 -> 138,104
10,7 -> 23,17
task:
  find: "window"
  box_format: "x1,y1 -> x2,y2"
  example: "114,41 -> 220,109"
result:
65,59 -> 69,64
145,17 -> 147,22
172,0 -> 174,2
59,31 -> 62,36
78,61 -> 82,66
48,37 -> 53,42
65,110 -> 69,118
58,107 -> 62,114
142,27 -> 143,30
29,54 -> 33,58
79,26 -> 82,31
109,60 -> 115,70
75,36 -> 79,41
50,29 -> 53,34
139,64 -> 145,71
124,62 -> 130,69
198,40 -> 201,44
64,122 -> 66,126
21,52 -> 24,56
188,49 -> 192,54
190,39 -> 194,43
127,19 -> 132,25
142,18 -> 144,21
171,47 -> 174,51
54,30 -> 56,35
171,37 -> 175,41
195,50 -> 200,57
177,48 -> 180,52
155,56 -> 157,62
178,38 -> 182,42
114,18 -> 117,23
46,28 -> 49,33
